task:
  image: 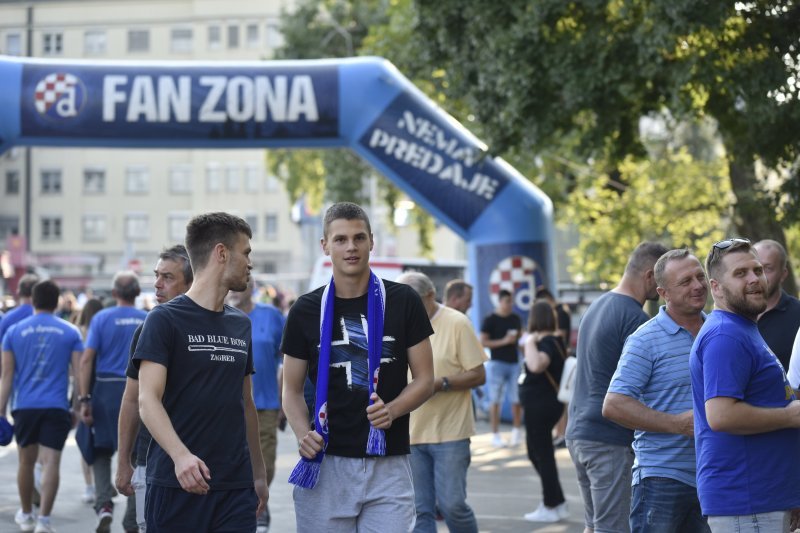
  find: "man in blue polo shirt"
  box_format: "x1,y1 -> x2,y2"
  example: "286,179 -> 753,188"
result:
226,277 -> 285,533
0,280 -> 84,533
691,238 -> 800,532
78,272 -> 146,533
604,249 -> 710,532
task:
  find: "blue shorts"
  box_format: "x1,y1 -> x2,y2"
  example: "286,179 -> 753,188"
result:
12,408 -> 71,450
486,360 -> 520,405
145,484 -> 258,533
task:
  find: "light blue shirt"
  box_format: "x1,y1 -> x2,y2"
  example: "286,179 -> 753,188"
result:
86,306 -> 146,376
608,306 -> 702,487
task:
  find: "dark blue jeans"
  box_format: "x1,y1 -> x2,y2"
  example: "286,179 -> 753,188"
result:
630,476 -> 710,533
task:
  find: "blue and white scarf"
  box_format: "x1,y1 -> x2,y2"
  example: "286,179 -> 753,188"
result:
289,271 -> 387,489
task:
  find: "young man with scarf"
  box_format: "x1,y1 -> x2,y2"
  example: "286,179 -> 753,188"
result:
282,202 -> 434,532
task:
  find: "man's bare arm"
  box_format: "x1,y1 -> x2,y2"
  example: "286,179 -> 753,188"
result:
243,376 -> 268,516
78,347 -> 97,424
139,360 -> 210,494
434,364 -> 485,392
116,377 -> 140,496
602,392 -> 693,437
281,354 -> 323,459
705,396 -> 800,435
0,350 -> 15,416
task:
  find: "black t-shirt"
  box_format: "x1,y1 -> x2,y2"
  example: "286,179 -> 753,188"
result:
132,295 -> 254,490
757,291 -> 800,369
280,280 -> 433,458
481,312 -> 522,363
519,335 -> 566,402
126,325 -> 152,467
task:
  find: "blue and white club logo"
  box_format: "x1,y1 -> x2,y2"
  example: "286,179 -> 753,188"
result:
34,72 -> 86,118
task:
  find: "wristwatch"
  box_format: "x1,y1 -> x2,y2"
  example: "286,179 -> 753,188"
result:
78,394 -> 92,403
441,377 -> 451,392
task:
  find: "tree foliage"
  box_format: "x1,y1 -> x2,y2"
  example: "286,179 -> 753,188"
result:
414,0 -> 800,289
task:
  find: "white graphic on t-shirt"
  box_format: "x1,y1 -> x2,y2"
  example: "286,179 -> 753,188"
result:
329,314 -> 394,390
185,334 -> 248,362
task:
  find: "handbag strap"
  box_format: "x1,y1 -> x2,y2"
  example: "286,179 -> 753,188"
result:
544,370 -> 560,395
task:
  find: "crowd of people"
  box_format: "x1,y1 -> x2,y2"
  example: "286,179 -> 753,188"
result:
1,203 -> 799,533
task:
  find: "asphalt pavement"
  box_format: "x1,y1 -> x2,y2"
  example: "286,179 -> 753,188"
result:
0,419 -> 586,533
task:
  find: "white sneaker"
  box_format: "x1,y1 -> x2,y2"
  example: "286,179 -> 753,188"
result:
81,485 -> 95,504
510,427 -> 522,446
491,433 -> 506,448
34,518 -> 55,533
256,527 -> 269,533
15,510 -> 36,532
524,502 -> 562,523
555,501 -> 569,519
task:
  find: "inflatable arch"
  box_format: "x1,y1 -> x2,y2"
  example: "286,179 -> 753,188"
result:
0,55 -> 554,325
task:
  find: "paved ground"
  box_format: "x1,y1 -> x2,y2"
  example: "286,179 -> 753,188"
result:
0,419 -> 586,532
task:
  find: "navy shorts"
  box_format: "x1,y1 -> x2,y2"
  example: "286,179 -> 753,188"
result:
145,484 -> 258,533
12,408 -> 71,450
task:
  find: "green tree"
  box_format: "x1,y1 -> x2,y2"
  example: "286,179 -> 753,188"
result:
415,0 -> 800,290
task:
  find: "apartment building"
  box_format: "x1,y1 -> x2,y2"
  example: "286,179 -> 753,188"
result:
0,0 -> 465,294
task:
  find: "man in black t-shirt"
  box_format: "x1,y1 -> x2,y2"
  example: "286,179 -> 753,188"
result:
282,202 -> 434,532
481,289 -> 523,448
134,213 -> 267,532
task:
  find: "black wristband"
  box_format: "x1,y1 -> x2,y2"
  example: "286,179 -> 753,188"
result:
78,395 -> 92,403
441,377 -> 451,392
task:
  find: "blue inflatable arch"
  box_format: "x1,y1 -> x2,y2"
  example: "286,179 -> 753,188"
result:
0,55 -> 554,324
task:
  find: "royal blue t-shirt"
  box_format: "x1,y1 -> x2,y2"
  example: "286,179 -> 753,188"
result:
690,309 -> 800,515
86,306 -> 146,376
133,295 -> 255,490
2,313 -> 83,411
249,303 -> 285,410
0,303 -> 33,344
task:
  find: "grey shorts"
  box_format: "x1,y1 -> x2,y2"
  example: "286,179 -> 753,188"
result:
567,439 -> 634,533
293,454 -> 415,532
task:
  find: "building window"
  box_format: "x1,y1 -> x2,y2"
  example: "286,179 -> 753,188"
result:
168,213 -> 190,241
83,168 -> 105,194
5,170 -> 19,195
125,166 -> 149,194
246,24 -> 260,48
82,214 -> 106,241
169,165 -> 193,193
245,214 -> 258,236
43,32 -> 63,55
5,33 -> 22,56
227,24 -> 240,48
125,213 -> 149,241
206,164 -> 221,192
128,29 -> 150,52
171,27 -> 193,53
264,173 -> 279,192
84,30 -> 107,55
208,25 -> 221,50
265,213 -> 278,241
225,164 -> 240,192
41,216 -> 62,241
244,164 -> 260,193
41,169 -> 62,194
265,22 -> 284,49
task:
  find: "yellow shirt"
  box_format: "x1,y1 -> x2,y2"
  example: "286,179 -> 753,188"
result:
410,305 -> 488,445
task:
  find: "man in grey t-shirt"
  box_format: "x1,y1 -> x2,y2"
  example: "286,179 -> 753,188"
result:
565,242 -> 667,533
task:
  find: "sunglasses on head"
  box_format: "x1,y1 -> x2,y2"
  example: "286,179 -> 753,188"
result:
712,238 -> 750,250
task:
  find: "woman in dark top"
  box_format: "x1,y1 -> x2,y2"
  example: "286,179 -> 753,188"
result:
520,300 -> 568,523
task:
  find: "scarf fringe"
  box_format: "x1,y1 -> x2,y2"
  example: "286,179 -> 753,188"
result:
288,458 -> 321,489
367,426 -> 386,456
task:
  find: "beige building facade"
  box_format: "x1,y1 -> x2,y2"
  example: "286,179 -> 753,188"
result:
0,0 -> 464,295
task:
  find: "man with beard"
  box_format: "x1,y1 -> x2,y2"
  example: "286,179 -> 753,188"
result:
753,239 -> 800,370
690,238 -> 800,532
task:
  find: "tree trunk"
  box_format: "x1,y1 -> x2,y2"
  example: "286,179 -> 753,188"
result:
728,156 -> 798,296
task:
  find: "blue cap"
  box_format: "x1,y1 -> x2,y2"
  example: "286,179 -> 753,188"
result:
0,416 -> 13,446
